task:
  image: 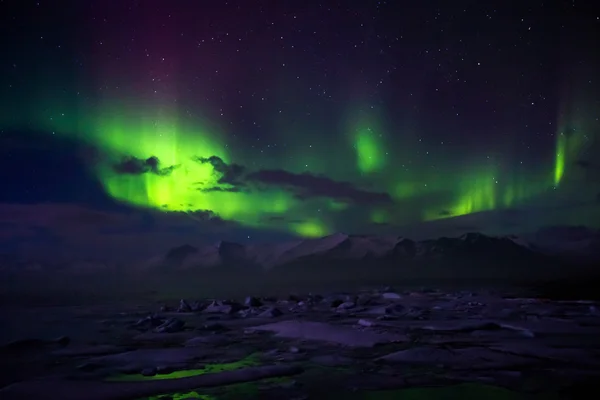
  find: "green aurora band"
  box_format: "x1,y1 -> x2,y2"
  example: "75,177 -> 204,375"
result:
554,99 -> 589,187
4,92 -> 594,237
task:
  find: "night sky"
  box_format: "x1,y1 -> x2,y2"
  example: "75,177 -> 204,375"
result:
0,1 -> 599,260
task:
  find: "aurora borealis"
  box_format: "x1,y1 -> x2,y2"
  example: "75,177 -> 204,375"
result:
1,0 -> 599,246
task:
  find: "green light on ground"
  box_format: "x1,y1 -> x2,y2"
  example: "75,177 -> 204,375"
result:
106,353 -> 260,382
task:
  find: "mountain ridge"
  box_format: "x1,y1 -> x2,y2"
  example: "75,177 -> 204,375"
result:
142,231 -> 545,271
2,228 -> 598,274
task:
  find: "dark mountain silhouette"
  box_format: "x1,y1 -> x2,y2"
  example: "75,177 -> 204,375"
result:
150,232 -> 543,270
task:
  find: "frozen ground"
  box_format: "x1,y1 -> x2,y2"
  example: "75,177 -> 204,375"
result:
1,276 -> 600,399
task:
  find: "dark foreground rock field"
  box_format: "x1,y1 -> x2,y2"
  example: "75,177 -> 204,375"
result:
2,287 -> 600,399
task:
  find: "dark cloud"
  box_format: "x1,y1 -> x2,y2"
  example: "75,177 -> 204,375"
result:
150,207 -> 231,229
113,156 -> 178,176
194,156 -> 246,188
191,156 -> 391,205
174,209 -> 227,225
257,215 -> 308,226
246,169 -> 392,205
199,186 -> 242,193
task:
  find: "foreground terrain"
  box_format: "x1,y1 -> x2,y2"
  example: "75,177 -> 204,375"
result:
1,286 -> 599,399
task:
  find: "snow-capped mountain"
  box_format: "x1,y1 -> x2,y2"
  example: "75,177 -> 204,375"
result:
145,232 -> 543,270
414,232 -> 537,259
6,227 -> 597,274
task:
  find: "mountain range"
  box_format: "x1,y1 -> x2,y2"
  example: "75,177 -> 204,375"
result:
141,232 -> 549,271
1,227 -> 598,274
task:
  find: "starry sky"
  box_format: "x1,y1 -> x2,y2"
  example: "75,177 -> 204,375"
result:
0,0 -> 599,259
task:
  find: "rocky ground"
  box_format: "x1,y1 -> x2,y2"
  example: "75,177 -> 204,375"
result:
1,287 -> 600,399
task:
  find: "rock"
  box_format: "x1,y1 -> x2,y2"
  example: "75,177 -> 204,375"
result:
382,292 -> 402,300
246,320 -> 406,347
134,314 -> 163,330
497,323 -> 535,338
357,319 -> 376,327
365,303 -> 406,316
258,307 -> 283,318
189,301 -> 204,312
336,301 -> 356,311
245,296 -> 263,307
159,304 -> 172,312
204,300 -> 241,315
154,318 -> 185,333
237,308 -> 255,318
141,367 -> 156,376
178,299 -> 192,312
